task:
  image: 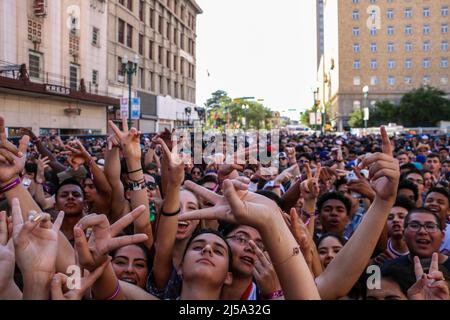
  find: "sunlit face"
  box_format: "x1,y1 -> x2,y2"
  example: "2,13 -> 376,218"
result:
226,226 -> 263,277
423,172 -> 433,190
403,212 -> 444,258
366,278 -> 407,300
425,157 -> 441,176
319,199 -> 350,234
83,178 -> 96,202
425,192 -> 449,225
179,233 -> 232,288
387,206 -> 408,239
318,236 -> 343,269
191,168 -> 203,182
397,154 -> 410,166
176,190 -> 200,241
55,184 -> 84,216
112,245 -> 149,289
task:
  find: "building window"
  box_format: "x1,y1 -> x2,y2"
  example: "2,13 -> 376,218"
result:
173,55 -> 178,72
158,46 -> 163,64
442,24 -> 448,34
352,27 -> 360,36
353,44 -> 360,53
404,76 -> 413,85
352,0 -> 359,3
118,57 -> 125,80
404,8 -> 412,18
423,76 -> 430,85
405,25 -> 412,35
441,77 -> 449,85
442,6 -> 449,17
149,41 -> 153,60
149,71 -> 154,92
166,50 -> 170,68
139,67 -> 145,89
139,34 -> 144,55
353,101 -> 361,111
353,76 -> 361,86
423,58 -> 431,68
387,26 -> 394,35
126,0 -> 132,11
405,42 -> 412,52
353,60 -> 360,70
370,27 -> 377,36
126,24 -> 133,48
387,9 -> 394,19
423,24 -> 430,35
92,27 -> 99,46
118,19 -> 125,44
441,58 -> 449,68
442,41 -> 449,52
92,70 -> 98,85
388,60 -> 396,69
370,76 -> 378,86
29,51 -> 43,81
423,7 -> 430,17
423,41 -> 430,52
167,79 -> 171,96
150,8 -> 155,29
387,42 -> 395,52
167,22 -> 171,40
388,76 -> 395,86
404,59 -> 412,69
370,59 -> 377,70
370,43 -> 377,52
174,28 -> 178,45
352,10 -> 359,20
69,64 -> 79,90
139,0 -> 145,21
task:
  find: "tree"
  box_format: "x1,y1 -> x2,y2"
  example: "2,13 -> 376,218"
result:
397,87 -> 450,126
368,100 -> 398,126
348,109 -> 364,128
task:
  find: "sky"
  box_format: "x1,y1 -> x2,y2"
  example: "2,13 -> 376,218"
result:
195,0 -> 318,120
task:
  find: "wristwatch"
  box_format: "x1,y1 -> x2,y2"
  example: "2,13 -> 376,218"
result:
127,181 -> 146,191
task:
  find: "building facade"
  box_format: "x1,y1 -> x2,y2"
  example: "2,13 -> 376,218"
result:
107,0 -> 202,132
0,0 -> 115,136
318,0 -> 450,131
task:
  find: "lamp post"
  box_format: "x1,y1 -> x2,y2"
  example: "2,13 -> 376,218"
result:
362,85 -> 369,134
122,54 -> 139,129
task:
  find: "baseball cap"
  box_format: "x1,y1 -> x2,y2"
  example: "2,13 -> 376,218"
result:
278,152 -> 287,159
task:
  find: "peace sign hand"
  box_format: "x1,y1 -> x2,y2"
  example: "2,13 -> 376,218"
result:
407,253 -> 449,300
152,132 -> 184,186
357,126 -> 399,203
108,118 -> 142,162
74,205 -> 148,272
300,163 -> 321,200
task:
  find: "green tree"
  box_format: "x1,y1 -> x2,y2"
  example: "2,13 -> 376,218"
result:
368,100 -> 398,126
348,109 -> 364,128
397,87 -> 450,126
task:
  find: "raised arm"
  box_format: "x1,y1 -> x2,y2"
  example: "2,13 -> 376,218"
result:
315,127 -> 400,300
151,135 -> 184,290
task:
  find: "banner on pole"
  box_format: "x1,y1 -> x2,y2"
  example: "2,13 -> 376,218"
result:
120,98 -> 129,118
131,98 -> 141,120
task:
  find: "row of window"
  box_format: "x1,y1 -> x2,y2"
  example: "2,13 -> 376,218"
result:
352,0 -> 408,3
352,24 -> 449,36
118,17 -> 195,55
353,41 -> 449,53
352,6 -> 449,20
353,58 -> 449,70
353,75 -> 449,87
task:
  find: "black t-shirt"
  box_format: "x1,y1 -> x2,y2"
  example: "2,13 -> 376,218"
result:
381,254 -> 450,287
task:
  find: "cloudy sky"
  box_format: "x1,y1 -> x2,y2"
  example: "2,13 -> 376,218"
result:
195,0 -> 318,119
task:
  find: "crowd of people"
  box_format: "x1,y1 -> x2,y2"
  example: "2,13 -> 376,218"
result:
0,114 -> 449,300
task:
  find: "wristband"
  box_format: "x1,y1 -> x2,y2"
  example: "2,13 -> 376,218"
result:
0,178 -> 21,194
106,281 -> 121,300
262,290 -> 284,300
160,207 -> 181,217
127,168 -> 143,174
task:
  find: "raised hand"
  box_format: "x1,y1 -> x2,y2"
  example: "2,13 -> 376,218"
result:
249,240 -> 282,298
0,117 -> 29,184
358,126 -> 399,203
74,205 -> 148,272
179,178 -> 281,230
50,258 -> 110,300
407,253 -> 449,300
152,132 -> 184,186
0,211 -> 15,295
346,167 -> 376,202
108,118 -> 141,162
12,198 -> 64,276
282,208 -> 313,267
107,133 -> 122,151
36,156 -> 50,184
65,140 -> 91,171
300,163 -> 321,201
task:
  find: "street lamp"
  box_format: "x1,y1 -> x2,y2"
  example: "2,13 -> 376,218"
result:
122,54 -> 139,129
362,85 -> 369,133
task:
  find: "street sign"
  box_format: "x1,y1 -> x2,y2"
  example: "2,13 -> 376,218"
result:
120,98 -> 128,118
131,98 -> 141,120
